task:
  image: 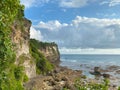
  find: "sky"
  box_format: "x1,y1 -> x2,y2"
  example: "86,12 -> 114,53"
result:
20,0 -> 120,54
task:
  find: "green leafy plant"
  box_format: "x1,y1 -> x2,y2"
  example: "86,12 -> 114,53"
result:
30,39 -> 54,74
23,74 -> 29,82
14,66 -> 24,80
0,0 -> 25,89
75,78 -> 109,90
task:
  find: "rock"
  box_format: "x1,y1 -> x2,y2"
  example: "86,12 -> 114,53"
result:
116,70 -> 120,74
90,67 -> 101,76
24,66 -> 82,90
94,67 -> 101,73
39,42 -> 60,66
102,73 -> 110,78
106,65 -> 120,72
11,18 -> 36,78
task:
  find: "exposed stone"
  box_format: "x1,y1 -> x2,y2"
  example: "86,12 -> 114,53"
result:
102,73 -> 110,78
116,70 -> 120,74
90,67 -> 101,76
24,67 -> 82,90
11,18 -> 36,78
106,65 -> 120,72
39,44 -> 60,66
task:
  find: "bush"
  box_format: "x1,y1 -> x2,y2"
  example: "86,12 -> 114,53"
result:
14,66 -> 24,80
30,39 -> 54,74
23,74 -> 29,82
75,78 -> 109,90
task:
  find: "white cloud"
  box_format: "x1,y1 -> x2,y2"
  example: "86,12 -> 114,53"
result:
60,0 -> 88,8
72,16 -> 120,27
30,26 -> 43,41
20,0 -> 49,8
35,20 -> 68,31
100,0 -> 120,7
59,0 -> 97,8
109,0 -> 120,6
33,16 -> 120,49
59,48 -> 120,54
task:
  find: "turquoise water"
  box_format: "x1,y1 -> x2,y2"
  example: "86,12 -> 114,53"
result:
60,54 -> 120,78
60,54 -> 120,69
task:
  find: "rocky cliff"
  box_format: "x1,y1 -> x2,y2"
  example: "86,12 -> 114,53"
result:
38,42 -> 60,66
11,18 -> 36,78
11,18 -> 60,78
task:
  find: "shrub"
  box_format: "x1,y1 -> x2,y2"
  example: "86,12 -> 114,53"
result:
14,66 -> 24,80
30,39 -> 54,74
23,74 -> 29,82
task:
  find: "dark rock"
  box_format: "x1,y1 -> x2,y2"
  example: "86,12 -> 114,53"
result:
94,67 -> 101,73
116,70 -> 120,74
106,65 -> 120,72
90,67 -> 101,76
113,85 -> 117,88
61,76 -> 68,81
102,73 -> 110,78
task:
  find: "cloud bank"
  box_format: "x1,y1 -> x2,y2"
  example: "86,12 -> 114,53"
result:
59,0 -> 89,8
31,16 -> 120,49
20,0 -> 120,9
101,0 -> 120,7
20,0 -> 97,9
59,48 -> 120,54
59,0 -> 98,8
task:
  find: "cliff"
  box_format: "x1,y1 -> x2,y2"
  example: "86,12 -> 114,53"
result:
11,18 -> 60,78
37,42 -> 60,66
11,18 -> 36,78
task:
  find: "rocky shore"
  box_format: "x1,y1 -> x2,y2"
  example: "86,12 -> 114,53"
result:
85,65 -> 120,90
24,66 -> 83,90
11,17 -> 120,90
24,65 -> 120,90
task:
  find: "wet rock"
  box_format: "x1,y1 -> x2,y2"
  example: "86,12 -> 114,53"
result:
90,67 -> 101,76
116,70 -> 120,74
102,73 -> 110,78
106,65 -> 120,72
94,67 -> 101,73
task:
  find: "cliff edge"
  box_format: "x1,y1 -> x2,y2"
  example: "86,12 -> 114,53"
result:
11,18 -> 36,78
11,18 -> 60,79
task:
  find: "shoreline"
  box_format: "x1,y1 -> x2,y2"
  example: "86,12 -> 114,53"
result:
24,64 -> 120,90
60,62 -> 120,88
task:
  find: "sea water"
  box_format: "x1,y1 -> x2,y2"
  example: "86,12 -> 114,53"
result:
60,54 -> 120,78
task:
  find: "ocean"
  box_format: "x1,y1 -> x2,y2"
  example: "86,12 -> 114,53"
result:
60,54 -> 120,77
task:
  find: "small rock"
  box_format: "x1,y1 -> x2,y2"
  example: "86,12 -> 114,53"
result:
102,73 -> 110,78
116,70 -> 120,74
90,67 -> 101,76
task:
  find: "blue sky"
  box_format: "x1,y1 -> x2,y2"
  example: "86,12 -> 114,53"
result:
20,0 -> 120,54
21,0 -> 120,24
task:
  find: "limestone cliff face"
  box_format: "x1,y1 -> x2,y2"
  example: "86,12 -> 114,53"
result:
11,18 -> 60,79
39,43 -> 60,66
11,18 -> 36,78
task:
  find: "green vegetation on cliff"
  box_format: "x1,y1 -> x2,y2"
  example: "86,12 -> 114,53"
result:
30,39 -> 57,49
30,39 -> 54,74
0,0 -> 25,89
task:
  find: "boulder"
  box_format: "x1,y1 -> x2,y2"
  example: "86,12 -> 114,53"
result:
90,67 -> 101,76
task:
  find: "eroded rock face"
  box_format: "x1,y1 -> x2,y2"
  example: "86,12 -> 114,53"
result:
11,18 -> 36,78
39,44 -> 60,66
11,18 -> 31,57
